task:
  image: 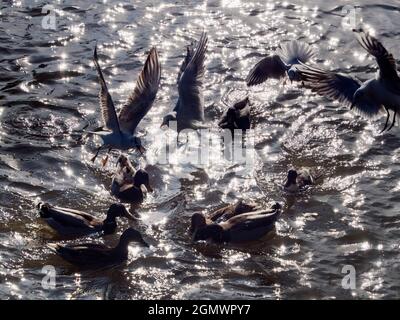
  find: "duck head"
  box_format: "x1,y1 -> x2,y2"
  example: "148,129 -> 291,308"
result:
133,169 -> 153,193
192,224 -> 224,243
118,227 -> 149,248
218,107 -> 236,129
115,155 -> 136,180
116,154 -> 129,168
271,202 -> 282,210
161,112 -> 177,129
284,169 -> 298,190
37,202 -> 51,218
106,203 -> 135,221
287,169 -> 298,182
190,212 -> 207,234
233,96 -> 249,110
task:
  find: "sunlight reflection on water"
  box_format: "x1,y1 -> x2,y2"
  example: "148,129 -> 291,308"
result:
0,0 -> 400,300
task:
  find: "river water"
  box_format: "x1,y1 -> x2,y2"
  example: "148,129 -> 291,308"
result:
1,0 -> 400,299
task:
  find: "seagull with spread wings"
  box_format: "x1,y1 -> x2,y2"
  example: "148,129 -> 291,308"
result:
246,40 -> 315,86
89,45 -> 161,164
161,32 -> 208,132
297,29 -> 400,132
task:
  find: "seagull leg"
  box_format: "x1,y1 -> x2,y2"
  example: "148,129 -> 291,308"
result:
388,110 -> 397,131
91,146 -> 103,162
101,148 -> 112,167
380,108 -> 390,133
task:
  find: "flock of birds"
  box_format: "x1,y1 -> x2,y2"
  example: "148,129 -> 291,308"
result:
35,27 -> 400,268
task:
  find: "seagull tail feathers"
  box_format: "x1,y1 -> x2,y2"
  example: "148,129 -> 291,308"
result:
278,40 -> 316,65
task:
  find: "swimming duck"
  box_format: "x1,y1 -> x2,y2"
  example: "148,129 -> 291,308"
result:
38,202 -> 134,236
161,32 -> 208,132
191,203 -> 281,243
111,154 -> 137,194
89,45 -> 161,164
111,165 -> 153,204
218,96 -> 251,134
246,40 -> 315,86
55,228 -> 149,267
283,169 -> 321,193
209,199 -> 258,222
189,200 -> 258,234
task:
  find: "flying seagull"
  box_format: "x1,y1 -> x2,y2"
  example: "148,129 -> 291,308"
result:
161,32 -> 208,132
246,40 -> 315,86
297,29 -> 400,132
89,45 -> 161,164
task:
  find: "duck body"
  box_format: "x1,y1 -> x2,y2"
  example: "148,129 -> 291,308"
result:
189,200 -> 258,234
220,209 -> 280,243
55,228 -> 149,267
111,156 -> 153,204
191,203 -> 281,243
283,169 -> 319,193
38,203 -> 132,236
218,96 -> 251,134
112,183 -> 146,204
56,243 -> 127,267
208,200 -> 258,223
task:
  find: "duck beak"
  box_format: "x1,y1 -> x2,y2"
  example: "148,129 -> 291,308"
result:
145,182 -> 153,193
140,238 -> 150,247
218,121 -> 228,129
122,206 -> 136,220
140,184 -> 148,194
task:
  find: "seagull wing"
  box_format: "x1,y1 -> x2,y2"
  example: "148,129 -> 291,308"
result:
177,44 -> 195,85
355,29 -> 400,89
298,63 -> 361,108
93,45 -> 121,133
298,63 -> 381,118
177,32 -> 208,122
246,55 -> 288,86
118,47 -> 161,135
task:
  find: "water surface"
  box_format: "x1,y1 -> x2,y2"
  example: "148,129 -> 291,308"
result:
1,0 -> 400,299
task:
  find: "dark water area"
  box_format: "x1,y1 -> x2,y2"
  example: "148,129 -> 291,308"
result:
1,0 -> 400,299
